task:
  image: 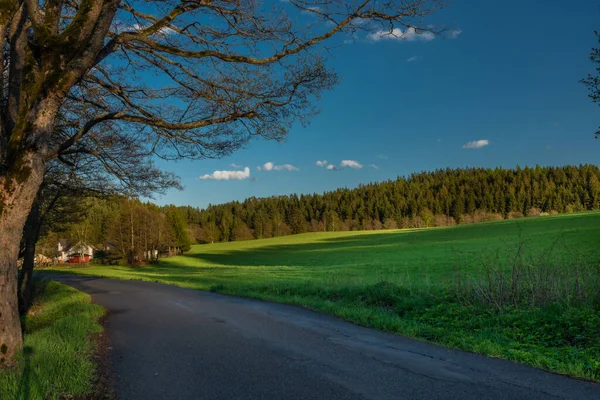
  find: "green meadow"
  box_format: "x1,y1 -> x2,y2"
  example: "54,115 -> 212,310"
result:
51,212 -> 600,381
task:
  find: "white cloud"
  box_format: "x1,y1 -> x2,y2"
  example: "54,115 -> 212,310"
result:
462,140 -> 490,149
230,163 -> 243,168
340,160 -> 363,169
277,164 -> 299,171
326,164 -> 338,171
259,162 -> 275,171
368,164 -> 380,169
368,27 -> 435,42
407,56 -> 420,62
258,162 -> 299,171
316,160 -> 328,167
199,167 -> 250,181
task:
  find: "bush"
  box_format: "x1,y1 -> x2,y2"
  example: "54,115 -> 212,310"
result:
399,217 -> 412,229
507,211 -> 525,219
461,211 -> 503,224
455,241 -> 600,310
383,218 -> 398,229
566,203 -> 585,213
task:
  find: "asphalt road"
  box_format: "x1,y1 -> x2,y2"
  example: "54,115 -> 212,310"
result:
47,275 -> 599,400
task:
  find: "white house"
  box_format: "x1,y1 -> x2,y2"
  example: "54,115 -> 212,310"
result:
56,240 -> 95,263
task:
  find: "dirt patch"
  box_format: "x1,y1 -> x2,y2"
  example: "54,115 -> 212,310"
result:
77,313 -> 117,400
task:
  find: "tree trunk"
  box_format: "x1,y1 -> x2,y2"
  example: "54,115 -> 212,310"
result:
0,151 -> 45,367
18,199 -> 41,314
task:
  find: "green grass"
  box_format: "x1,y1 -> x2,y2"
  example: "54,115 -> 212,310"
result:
0,280 -> 105,399
51,212 -> 600,381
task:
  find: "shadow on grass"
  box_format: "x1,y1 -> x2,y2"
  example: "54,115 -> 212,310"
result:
179,216 -> 593,270
14,346 -> 40,400
184,230 -> 450,268
48,215 -> 599,292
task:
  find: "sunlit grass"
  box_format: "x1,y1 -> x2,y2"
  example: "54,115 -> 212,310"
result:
54,212 -> 600,287
0,280 -> 104,399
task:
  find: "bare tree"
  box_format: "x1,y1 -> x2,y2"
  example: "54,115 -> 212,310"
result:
0,0 -> 447,366
582,31 -> 600,137
17,125 -> 180,313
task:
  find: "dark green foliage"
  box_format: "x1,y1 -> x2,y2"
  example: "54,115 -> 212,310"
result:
165,206 -> 192,252
182,165 -> 600,243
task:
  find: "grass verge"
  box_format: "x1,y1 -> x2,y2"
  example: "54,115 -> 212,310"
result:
0,280 -> 105,399
215,280 -> 600,382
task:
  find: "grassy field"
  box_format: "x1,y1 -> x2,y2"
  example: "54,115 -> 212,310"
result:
0,280 -> 105,399
51,212 -> 600,381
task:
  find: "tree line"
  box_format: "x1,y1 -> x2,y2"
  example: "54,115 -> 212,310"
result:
44,164 -> 599,252
176,165 -> 600,243
39,198 -> 192,264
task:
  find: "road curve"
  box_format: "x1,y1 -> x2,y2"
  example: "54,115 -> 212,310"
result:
46,274 -> 598,400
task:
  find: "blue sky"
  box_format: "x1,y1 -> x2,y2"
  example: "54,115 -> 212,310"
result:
153,0 -> 600,209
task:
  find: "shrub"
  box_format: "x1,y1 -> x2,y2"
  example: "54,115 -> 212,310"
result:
566,203 -> 585,213
411,215 -> 425,228
526,208 -> 542,217
507,211 -> 524,219
455,241 -> 600,310
370,219 -> 383,230
419,209 -> 435,227
383,218 -> 398,229
399,217 -> 412,229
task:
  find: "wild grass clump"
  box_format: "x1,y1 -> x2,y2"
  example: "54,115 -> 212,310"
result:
425,240 -> 600,380
453,238 -> 600,310
0,279 -> 104,399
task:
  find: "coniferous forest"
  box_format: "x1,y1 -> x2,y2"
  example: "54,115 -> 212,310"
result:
41,165 -> 600,257
178,165 -> 600,244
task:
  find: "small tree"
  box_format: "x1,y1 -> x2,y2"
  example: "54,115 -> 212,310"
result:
165,207 -> 192,253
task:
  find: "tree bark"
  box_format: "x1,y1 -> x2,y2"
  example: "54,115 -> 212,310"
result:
0,151 -> 45,367
18,199 -> 41,314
